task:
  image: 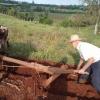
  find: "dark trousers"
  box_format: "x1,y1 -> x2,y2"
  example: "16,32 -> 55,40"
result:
80,60 -> 100,93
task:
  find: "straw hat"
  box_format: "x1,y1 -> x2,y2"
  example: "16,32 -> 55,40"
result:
69,34 -> 82,42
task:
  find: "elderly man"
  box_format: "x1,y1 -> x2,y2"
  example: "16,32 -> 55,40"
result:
69,34 -> 100,93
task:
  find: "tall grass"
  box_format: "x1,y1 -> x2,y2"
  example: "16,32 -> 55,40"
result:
0,13 -> 100,65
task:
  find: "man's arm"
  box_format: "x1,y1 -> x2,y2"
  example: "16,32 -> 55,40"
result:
78,57 -> 94,74
77,58 -> 84,70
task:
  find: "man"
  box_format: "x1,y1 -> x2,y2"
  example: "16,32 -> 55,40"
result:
69,34 -> 100,93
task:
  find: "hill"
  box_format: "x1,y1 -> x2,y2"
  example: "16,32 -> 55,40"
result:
0,13 -> 100,65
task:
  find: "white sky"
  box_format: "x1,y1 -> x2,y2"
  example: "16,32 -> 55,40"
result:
15,0 -> 81,5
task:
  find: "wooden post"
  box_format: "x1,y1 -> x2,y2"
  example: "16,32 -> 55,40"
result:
42,73 -> 61,88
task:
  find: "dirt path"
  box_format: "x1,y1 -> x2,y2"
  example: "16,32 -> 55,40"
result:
0,57 -> 100,100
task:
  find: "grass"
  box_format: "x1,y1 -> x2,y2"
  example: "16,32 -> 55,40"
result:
0,13 -> 100,65
31,6 -> 51,10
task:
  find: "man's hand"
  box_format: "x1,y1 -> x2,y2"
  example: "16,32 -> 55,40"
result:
74,70 -> 79,74
74,69 -> 89,75
78,68 -> 85,74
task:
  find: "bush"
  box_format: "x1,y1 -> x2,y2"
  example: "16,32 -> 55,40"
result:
39,17 -> 45,23
60,20 -> 72,27
80,20 -> 91,27
44,19 -> 53,25
39,16 -> 53,25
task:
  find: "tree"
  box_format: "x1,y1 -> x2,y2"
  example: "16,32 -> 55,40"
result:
44,11 -> 48,18
29,9 -> 34,17
32,0 -> 34,4
79,0 -> 100,34
69,14 -> 83,29
0,5 -> 4,13
7,8 -> 16,16
25,13 -> 28,20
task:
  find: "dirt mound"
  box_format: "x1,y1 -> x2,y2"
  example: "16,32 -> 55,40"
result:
0,57 -> 100,100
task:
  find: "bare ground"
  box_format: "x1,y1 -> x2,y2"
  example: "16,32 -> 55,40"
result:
0,57 -> 100,100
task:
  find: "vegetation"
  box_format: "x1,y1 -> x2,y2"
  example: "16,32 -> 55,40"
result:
0,13 -> 100,65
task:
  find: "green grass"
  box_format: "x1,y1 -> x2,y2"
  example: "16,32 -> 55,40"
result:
0,13 -> 100,65
31,6 -> 51,10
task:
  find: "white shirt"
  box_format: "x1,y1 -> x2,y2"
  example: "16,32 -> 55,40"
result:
77,42 -> 100,63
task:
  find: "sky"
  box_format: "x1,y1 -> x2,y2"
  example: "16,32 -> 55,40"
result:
15,0 -> 81,5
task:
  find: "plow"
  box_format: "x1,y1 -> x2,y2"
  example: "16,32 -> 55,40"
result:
0,55 -> 89,88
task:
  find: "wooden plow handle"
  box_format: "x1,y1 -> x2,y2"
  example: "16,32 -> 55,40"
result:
0,55 -> 89,75
42,69 -> 89,88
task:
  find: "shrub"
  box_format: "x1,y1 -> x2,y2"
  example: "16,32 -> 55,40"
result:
39,17 -> 45,23
39,16 -> 53,25
80,20 -> 91,27
44,19 -> 53,25
60,20 -> 72,27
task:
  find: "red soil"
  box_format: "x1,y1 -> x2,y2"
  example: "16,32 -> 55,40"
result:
0,57 -> 100,100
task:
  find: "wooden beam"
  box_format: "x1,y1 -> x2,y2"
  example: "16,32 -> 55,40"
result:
0,55 -> 89,75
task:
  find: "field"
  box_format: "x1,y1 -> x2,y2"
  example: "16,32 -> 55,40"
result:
34,12 -> 70,20
0,13 -> 100,100
0,13 -> 100,64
